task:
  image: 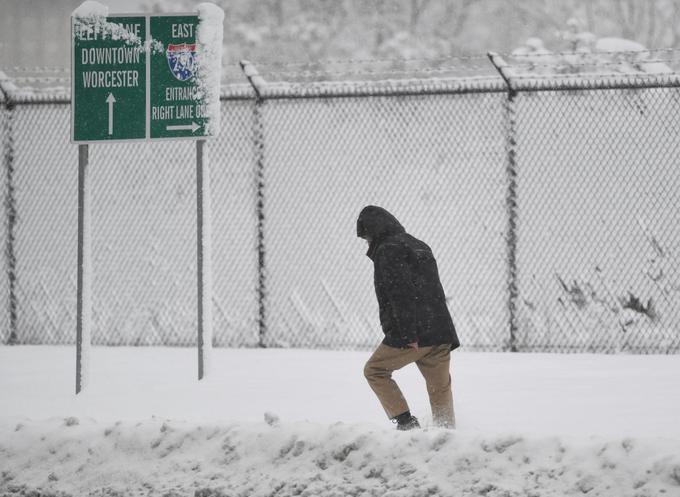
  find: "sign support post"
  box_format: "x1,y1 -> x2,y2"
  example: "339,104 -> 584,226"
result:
196,139 -> 212,379
76,143 -> 92,394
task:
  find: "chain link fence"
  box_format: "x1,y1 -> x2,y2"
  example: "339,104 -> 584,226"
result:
2,52 -> 680,352
513,86 -> 680,353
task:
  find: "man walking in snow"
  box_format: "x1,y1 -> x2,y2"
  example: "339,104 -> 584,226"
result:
357,206 -> 459,430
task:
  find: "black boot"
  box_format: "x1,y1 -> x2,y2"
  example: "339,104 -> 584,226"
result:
394,411 -> 420,431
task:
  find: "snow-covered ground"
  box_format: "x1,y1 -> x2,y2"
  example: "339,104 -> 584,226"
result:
1,346 -> 680,496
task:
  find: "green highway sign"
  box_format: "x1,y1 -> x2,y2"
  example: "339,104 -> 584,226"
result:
150,15 -> 206,139
72,16 -> 146,142
72,13 -> 213,143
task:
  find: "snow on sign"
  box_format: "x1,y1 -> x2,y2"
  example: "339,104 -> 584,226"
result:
71,3 -> 223,142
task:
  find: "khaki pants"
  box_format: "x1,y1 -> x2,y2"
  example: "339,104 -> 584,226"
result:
364,343 -> 455,428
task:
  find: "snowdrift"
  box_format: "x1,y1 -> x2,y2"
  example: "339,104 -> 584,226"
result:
2,347 -> 680,496
2,417 -> 680,497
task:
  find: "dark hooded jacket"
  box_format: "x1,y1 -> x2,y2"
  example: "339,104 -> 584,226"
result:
356,206 -> 459,350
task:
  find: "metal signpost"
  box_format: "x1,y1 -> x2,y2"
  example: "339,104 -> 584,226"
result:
71,10 -> 217,393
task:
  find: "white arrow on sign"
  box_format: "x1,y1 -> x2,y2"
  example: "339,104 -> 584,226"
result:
106,93 -> 116,135
166,122 -> 200,133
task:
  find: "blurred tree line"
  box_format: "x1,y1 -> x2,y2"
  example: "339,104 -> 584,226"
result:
143,0 -> 680,67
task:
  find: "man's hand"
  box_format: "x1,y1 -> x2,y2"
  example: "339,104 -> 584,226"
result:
408,342 -> 419,351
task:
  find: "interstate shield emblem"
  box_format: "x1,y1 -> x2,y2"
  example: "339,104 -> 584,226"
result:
166,43 -> 196,81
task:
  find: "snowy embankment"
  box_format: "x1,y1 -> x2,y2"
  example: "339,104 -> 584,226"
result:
4,418 -> 680,497
1,347 -> 680,496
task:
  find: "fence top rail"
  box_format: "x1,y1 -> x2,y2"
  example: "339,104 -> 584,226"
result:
2,71 -> 680,105
0,75 -> 509,104
504,71 -> 680,93
245,76 -> 508,100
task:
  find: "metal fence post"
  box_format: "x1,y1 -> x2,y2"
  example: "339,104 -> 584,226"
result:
488,52 -> 519,352
240,61 -> 268,348
0,73 -> 18,345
